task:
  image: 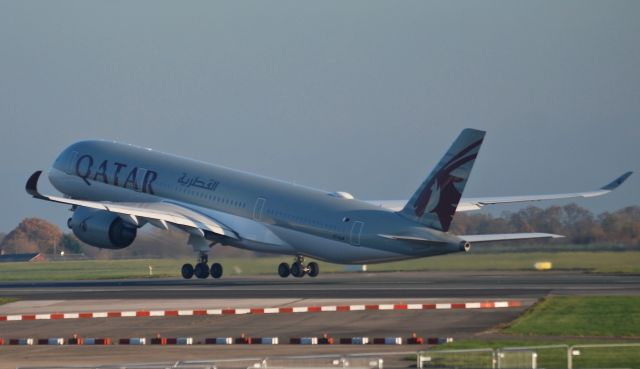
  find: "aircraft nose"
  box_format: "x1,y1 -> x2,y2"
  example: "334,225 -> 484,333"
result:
51,142 -> 83,175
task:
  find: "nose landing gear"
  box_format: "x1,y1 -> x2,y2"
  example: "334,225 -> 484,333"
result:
278,256 -> 319,278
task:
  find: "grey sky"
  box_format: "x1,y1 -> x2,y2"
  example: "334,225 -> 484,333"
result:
0,1 -> 638,231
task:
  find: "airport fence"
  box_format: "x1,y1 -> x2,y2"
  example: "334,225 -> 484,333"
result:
417,348 -> 495,368
15,352 -> 405,369
567,343 -> 640,369
257,355 -> 384,369
14,344 -> 640,369
417,342 -> 640,369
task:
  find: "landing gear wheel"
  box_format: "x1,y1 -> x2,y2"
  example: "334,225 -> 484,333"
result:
181,263 -> 194,279
210,263 -> 223,279
307,262 -> 319,277
278,262 -> 290,278
290,262 -> 305,278
194,262 -> 210,279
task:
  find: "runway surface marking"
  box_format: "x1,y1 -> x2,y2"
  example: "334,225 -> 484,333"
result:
0,300 -> 522,323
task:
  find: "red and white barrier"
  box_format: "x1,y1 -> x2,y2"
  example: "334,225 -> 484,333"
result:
0,300 -> 523,323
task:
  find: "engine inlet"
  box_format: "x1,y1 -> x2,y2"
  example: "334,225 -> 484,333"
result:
460,242 -> 471,252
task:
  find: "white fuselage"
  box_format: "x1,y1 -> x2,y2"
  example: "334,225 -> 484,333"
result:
48,140 -> 463,264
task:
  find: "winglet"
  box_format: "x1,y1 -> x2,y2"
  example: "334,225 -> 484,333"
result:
26,170 -> 47,199
601,171 -> 633,191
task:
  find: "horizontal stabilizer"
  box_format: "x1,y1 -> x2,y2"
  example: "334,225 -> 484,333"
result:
459,233 -> 563,243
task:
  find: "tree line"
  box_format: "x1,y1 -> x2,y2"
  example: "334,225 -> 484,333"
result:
450,204 -> 640,247
0,204 -> 638,258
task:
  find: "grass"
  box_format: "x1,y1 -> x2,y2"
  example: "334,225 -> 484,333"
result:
420,296 -> 640,368
0,297 -> 17,305
0,258 -> 342,281
0,251 -> 638,281
370,251 -> 640,274
424,339 -> 640,369
505,296 -> 640,337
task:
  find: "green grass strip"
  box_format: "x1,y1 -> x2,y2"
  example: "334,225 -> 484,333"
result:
369,251 -> 640,273
427,339 -> 640,369
0,297 -> 18,306
505,296 -> 640,337
0,251 -> 638,281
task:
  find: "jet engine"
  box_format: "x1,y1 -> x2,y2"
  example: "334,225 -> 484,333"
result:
459,241 -> 471,252
68,207 -> 137,249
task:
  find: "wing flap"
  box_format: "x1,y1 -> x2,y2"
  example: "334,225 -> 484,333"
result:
26,171 -> 238,239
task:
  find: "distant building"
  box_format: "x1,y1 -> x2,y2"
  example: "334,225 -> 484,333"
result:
0,253 -> 46,263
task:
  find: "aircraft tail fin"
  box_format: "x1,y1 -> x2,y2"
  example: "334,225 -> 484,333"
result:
399,128 -> 485,232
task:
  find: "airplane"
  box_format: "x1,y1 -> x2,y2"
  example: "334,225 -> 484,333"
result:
26,129 -> 632,279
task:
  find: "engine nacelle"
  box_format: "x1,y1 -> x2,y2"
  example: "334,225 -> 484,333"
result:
459,241 -> 471,252
68,207 -> 137,249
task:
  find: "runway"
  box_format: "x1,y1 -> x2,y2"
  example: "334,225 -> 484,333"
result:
1,270 -> 639,300
1,270 -> 639,368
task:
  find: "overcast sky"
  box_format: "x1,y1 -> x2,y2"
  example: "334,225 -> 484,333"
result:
0,1 -> 638,231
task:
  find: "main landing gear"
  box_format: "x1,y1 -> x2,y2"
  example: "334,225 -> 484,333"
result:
181,252 -> 223,279
278,255 -> 319,278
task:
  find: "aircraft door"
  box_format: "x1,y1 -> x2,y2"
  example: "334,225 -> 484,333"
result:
253,197 -> 266,221
349,221 -> 364,246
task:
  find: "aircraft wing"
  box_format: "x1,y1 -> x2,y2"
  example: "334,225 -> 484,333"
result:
25,171 -> 238,239
368,171 -> 632,212
458,233 -> 563,243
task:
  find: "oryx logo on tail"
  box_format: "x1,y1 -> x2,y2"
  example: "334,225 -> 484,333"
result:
400,129 -> 485,232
